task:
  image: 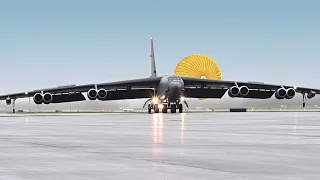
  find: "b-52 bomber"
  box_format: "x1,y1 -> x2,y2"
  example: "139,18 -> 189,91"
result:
0,37 -> 319,113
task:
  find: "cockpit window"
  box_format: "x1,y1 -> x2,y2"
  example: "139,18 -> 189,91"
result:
169,76 -> 181,82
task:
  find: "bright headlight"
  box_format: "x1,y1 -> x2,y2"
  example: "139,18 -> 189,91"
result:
158,104 -> 164,109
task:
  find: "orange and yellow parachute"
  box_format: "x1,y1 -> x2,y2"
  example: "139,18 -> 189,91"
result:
174,54 -> 222,100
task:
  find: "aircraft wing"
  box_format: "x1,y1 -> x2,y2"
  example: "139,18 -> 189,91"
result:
0,77 -> 162,103
181,77 -> 319,99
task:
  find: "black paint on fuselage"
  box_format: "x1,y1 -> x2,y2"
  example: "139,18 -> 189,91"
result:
156,75 -> 184,102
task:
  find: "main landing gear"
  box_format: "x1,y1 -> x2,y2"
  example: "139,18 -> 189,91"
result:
148,102 -> 183,114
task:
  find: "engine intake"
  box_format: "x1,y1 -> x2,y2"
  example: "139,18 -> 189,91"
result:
43,93 -> 53,104
33,93 -> 43,104
87,89 -> 98,100
239,86 -> 249,97
97,89 -> 107,100
285,88 -> 295,99
228,86 -> 239,97
307,91 -> 316,99
275,88 -> 286,99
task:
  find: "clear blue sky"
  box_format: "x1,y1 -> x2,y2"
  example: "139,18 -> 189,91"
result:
0,0 -> 319,94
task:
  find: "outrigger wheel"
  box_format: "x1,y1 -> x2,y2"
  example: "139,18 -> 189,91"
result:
174,54 -> 222,100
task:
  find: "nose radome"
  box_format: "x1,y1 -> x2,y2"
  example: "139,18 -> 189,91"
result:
170,82 -> 181,90
176,82 -> 182,88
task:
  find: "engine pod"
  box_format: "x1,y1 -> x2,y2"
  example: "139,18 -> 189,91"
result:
97,89 -> 107,100
33,93 -> 43,104
239,86 -> 249,97
43,93 -> 53,104
228,86 -> 240,97
307,91 -> 316,99
285,88 -> 295,99
87,89 -> 98,100
275,88 -> 286,99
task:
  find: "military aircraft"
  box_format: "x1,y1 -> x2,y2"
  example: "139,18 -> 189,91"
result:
1,37 -> 319,113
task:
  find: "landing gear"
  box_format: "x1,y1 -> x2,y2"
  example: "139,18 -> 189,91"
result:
170,103 -> 182,113
148,104 -> 162,113
171,104 -> 176,113
154,104 -> 159,113
148,104 -> 152,114
162,104 -> 167,113
302,93 -> 306,108
147,103 -> 184,113
146,98 -> 185,114
169,103 -> 184,113
12,99 -> 16,113
178,103 -> 183,113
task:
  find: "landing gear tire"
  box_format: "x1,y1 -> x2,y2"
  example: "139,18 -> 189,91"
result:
162,104 -> 168,113
178,103 -> 183,113
148,104 -> 152,114
154,104 -> 159,113
171,104 -> 176,113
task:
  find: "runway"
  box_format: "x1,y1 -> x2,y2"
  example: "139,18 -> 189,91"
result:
0,112 -> 320,180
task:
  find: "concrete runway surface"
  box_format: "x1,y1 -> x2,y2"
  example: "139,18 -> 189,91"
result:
0,112 -> 320,180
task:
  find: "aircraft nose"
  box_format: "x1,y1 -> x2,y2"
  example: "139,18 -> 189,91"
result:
168,82 -> 183,95
169,82 -> 182,90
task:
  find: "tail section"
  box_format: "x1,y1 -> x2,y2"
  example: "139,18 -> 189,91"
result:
150,36 -> 157,77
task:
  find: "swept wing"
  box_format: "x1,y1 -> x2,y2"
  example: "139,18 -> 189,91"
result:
181,77 -> 318,100
0,77 -> 162,104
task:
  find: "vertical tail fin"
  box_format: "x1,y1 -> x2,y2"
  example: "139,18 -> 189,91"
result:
150,36 -> 157,77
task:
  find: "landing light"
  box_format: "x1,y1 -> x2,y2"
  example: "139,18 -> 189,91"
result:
180,96 -> 185,102
152,97 -> 159,104
158,104 -> 164,109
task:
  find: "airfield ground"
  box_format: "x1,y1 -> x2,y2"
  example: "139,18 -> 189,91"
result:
3,107 -> 320,115
0,112 -> 319,179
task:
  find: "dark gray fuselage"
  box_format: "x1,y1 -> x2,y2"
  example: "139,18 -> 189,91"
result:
156,75 -> 184,102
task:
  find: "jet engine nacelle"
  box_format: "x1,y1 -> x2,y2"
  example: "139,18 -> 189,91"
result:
97,89 -> 107,100
285,88 -> 296,99
307,91 -> 316,99
33,93 -> 43,104
228,86 -> 239,97
228,86 -> 249,97
275,88 -> 286,99
5,97 -> 11,105
239,86 -> 249,97
43,93 -> 53,104
87,89 -> 98,100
